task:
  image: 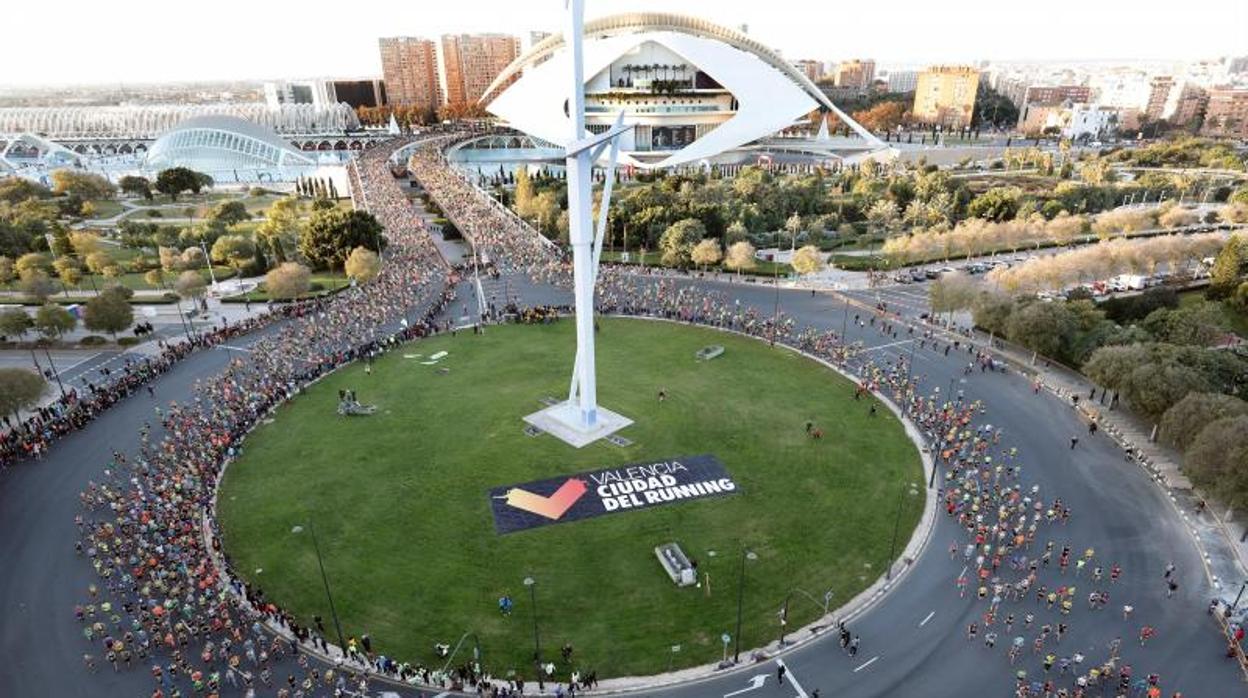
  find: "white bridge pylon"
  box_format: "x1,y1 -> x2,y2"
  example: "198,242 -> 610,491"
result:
523,0 -> 634,448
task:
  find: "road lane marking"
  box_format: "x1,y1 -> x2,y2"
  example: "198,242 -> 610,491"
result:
775,658 -> 808,698
722,674 -> 768,698
920,611 -> 935,627
865,339 -> 913,351
853,656 -> 879,672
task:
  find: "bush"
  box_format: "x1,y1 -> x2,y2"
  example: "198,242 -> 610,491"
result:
1183,416 -> 1248,509
118,336 -> 141,346
80,335 -> 108,346
1100,287 -> 1179,323
1160,393 -> 1248,451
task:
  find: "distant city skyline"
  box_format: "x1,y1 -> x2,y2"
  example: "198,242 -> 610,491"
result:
6,0 -> 1247,87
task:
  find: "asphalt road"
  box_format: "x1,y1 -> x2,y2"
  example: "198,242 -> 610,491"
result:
0,272 -> 1242,697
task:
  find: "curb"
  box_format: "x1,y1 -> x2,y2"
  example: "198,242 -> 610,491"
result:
199,312 -> 939,697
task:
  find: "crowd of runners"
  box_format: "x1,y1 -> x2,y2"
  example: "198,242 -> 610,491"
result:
56,133 -> 1231,698
1,312 -> 287,469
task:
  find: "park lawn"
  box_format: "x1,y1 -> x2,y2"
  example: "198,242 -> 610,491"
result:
218,318 -> 923,678
84,199 -> 126,219
222,271 -> 350,302
76,266 -> 234,292
1179,290 -> 1248,337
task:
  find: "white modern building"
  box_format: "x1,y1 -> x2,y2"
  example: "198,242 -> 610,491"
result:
144,115 -> 321,182
481,12 -> 881,169
1062,104 -> 1118,141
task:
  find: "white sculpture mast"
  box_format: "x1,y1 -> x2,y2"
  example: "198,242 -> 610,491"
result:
524,0 -> 633,447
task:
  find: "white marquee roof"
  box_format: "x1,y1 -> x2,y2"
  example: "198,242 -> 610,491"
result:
483,12 -> 880,169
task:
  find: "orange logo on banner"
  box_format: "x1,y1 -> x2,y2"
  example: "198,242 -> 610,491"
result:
502,478 -> 588,520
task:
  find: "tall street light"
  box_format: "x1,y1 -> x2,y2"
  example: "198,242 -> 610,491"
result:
886,484 -> 920,580
524,576 -> 543,690
297,521 -> 347,654
733,549 -> 758,663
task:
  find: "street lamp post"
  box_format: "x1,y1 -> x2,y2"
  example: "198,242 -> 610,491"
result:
40,347 -> 66,397
1232,580 -> 1248,611
304,521 -> 347,654
524,576 -> 543,690
733,549 -> 757,663
886,484 -> 919,580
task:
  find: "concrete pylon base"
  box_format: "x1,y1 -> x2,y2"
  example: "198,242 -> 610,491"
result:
524,401 -> 633,449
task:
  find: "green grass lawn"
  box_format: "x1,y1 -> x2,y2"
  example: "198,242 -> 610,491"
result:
222,272 -> 349,302
84,199 -> 126,219
74,266 -> 234,292
218,318 -> 922,678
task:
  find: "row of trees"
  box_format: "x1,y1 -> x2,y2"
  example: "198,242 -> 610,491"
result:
983,232 -> 1228,294
0,285 -> 134,342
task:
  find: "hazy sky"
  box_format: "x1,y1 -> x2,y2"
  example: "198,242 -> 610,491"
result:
7,0 -> 1247,86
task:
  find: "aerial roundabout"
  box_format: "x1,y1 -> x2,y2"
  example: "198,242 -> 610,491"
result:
217,316 -> 925,678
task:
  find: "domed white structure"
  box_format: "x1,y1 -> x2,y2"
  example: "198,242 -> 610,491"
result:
145,115 -> 316,180
483,13 -> 882,169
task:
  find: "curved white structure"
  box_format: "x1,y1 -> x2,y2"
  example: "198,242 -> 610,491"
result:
0,103 -> 361,140
145,115 -> 316,177
484,12 -> 881,169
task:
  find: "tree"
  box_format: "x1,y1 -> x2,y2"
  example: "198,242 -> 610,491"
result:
34,303 -> 76,340
724,241 -> 757,275
790,244 -> 824,276
0,307 -> 33,339
514,167 -> 536,219
1160,393 -> 1248,451
299,209 -> 383,270
84,251 -> 114,276
255,197 -> 303,263
690,239 -> 722,271
208,201 -> 251,227
154,167 -> 205,202
852,101 -> 908,132
18,270 -> 56,301
265,262 -> 311,300
83,287 -> 133,338
0,256 -> 13,287
144,269 -> 167,289
967,187 -> 1022,222
865,199 -> 900,233
344,247 -> 381,283
69,231 -> 104,257
1183,416 -> 1248,509
50,169 -> 116,200
174,270 -> 207,302
725,220 -> 749,244
658,218 -> 706,267
1141,303 -> 1223,346
53,258 -> 82,291
1005,301 -> 1076,359
14,252 -> 51,276
118,175 -> 152,200
1124,360 -> 1210,420
210,234 -> 256,273
1207,235 -> 1243,300
0,368 -> 45,419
